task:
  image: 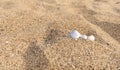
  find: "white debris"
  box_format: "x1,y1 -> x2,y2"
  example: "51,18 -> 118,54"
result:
70,30 -> 95,41
88,35 -> 95,41
70,30 -> 81,40
81,34 -> 88,39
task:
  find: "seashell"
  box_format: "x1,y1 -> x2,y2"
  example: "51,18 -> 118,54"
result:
70,30 -> 81,40
88,35 -> 95,41
81,34 -> 88,39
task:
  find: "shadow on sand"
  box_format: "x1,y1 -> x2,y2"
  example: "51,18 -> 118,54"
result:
82,8 -> 120,42
23,40 -> 50,70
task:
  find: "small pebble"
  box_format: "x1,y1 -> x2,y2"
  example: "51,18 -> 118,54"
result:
81,34 -> 88,39
88,35 -> 95,41
5,41 -> 9,44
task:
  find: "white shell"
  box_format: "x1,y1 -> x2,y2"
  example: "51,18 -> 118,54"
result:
88,35 -> 95,41
70,30 -> 81,39
81,35 -> 88,39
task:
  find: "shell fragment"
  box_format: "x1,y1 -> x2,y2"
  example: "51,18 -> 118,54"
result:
70,30 -> 95,41
70,30 -> 81,39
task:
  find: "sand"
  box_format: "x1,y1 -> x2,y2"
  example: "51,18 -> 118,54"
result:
0,0 -> 120,70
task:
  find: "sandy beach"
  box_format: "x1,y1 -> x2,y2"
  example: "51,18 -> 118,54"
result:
0,0 -> 120,70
